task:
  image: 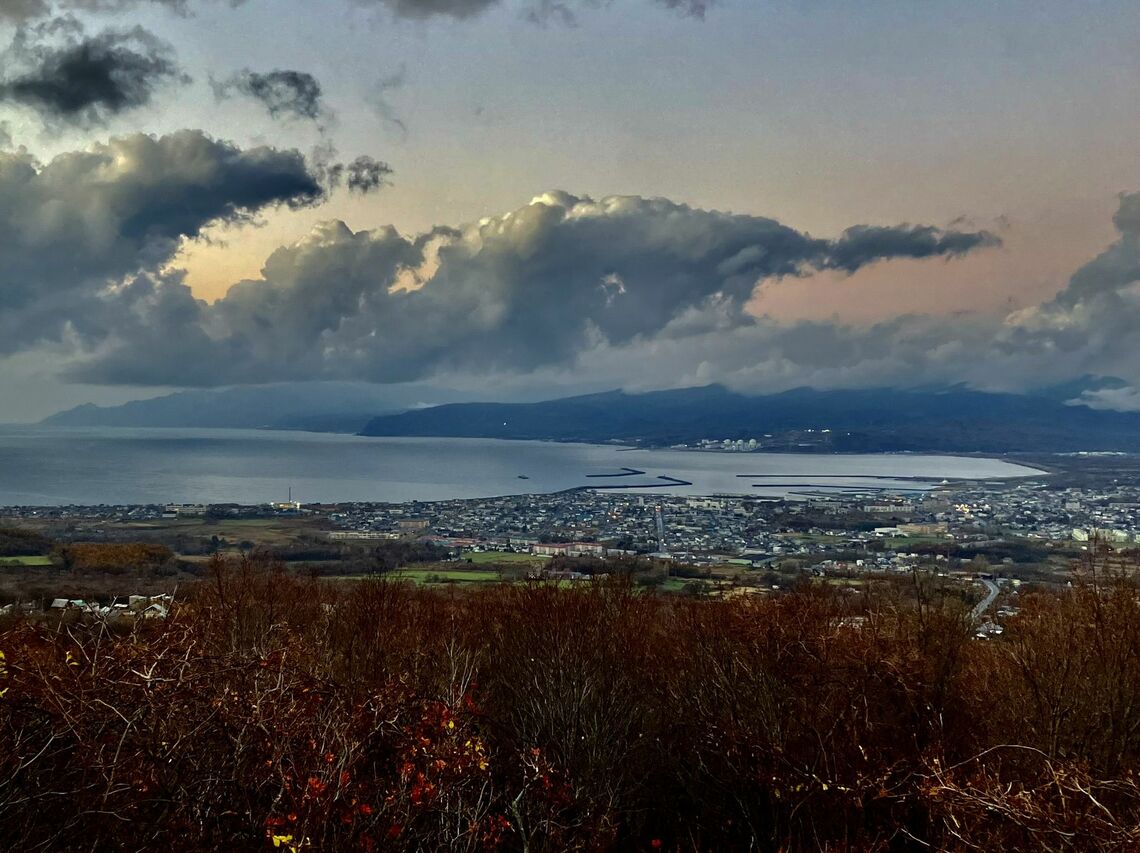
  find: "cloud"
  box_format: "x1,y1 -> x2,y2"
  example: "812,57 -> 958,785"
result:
212,68 -> 326,122
0,0 -> 706,25
976,191 -> 1140,387
356,0 -> 712,21
369,0 -> 496,18
0,26 -> 187,125
569,191 -> 1140,401
0,0 -> 47,21
824,224 -> 1001,273
1069,386 -> 1140,412
366,65 -> 407,137
648,0 -> 709,18
0,0 -> 709,22
0,0 -> 244,23
0,130 -> 331,353
345,155 -> 392,193
29,180 -> 1140,411
61,190 -> 998,387
311,147 -> 392,195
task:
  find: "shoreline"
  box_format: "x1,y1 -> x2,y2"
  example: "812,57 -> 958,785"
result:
0,428 -> 1047,507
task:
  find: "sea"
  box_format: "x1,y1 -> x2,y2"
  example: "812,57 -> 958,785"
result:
0,427 -> 1043,506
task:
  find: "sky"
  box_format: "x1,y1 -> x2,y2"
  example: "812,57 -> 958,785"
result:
0,0 -> 1139,420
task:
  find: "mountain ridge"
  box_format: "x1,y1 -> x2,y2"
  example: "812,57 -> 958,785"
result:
39,383 -> 429,432
359,383 -> 1140,453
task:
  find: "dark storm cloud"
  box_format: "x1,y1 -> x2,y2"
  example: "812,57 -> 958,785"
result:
824,224 -> 1002,273
0,130 -> 330,353
213,69 -> 325,122
312,147 -> 392,195
0,27 -> 187,125
64,190 -> 998,387
345,155 -> 391,193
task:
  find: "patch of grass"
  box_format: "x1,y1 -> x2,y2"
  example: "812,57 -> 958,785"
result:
463,551 -> 549,565
658,577 -> 718,594
391,569 -> 504,585
177,551 -> 247,563
0,555 -> 54,566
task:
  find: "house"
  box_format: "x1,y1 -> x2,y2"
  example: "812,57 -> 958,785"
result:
531,542 -> 606,557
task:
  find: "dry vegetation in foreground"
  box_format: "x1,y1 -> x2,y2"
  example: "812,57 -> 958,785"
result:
1,551 -> 1140,851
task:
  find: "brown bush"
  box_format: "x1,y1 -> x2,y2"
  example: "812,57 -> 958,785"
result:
1,552 -> 1139,851
58,542 -> 175,574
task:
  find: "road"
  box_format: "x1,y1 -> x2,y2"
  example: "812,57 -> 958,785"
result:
971,579 -> 1000,621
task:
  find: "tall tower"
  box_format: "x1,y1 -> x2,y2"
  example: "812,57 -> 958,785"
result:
655,504 -> 666,554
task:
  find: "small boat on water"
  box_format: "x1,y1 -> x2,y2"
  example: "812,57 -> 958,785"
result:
518,474 -> 530,479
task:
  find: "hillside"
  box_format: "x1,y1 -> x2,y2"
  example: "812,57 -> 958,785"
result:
41,383 -> 453,432
360,384 -> 1140,452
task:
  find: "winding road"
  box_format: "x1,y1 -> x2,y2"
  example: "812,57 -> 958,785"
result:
971,579 -> 1000,621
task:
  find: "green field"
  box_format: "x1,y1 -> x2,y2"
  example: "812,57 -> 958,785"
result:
391,568 -> 504,584
463,551 -> 549,565
0,555 -> 54,566
333,570 -> 721,593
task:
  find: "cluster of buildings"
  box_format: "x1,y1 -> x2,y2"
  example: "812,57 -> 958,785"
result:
318,476 -> 1140,569
944,480 -> 1140,543
693,430 -> 837,453
10,469 -> 1140,570
1,593 -> 172,620
325,491 -> 769,562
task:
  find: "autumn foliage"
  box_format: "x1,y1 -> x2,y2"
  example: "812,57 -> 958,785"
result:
57,541 -> 174,573
1,553 -> 1139,850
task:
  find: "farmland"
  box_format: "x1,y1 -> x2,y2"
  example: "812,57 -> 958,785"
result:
0,555 -> 54,566
463,550 -> 549,566
391,568 -> 504,584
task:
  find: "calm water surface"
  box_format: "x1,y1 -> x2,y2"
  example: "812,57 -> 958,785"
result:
0,427 -> 1042,505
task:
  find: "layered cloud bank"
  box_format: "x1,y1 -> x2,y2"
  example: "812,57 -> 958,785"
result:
0,134 -> 998,388
71,191 -> 998,384
0,130 -> 380,354
3,126 -> 1140,403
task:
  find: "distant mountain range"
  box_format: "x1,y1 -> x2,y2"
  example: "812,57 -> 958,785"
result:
41,378 -> 1140,453
41,383 -> 452,432
360,383 -> 1140,453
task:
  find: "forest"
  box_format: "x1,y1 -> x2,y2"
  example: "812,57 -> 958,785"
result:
1,551 -> 1138,851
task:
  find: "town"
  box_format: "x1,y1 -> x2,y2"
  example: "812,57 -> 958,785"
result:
5,453 -> 1140,590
